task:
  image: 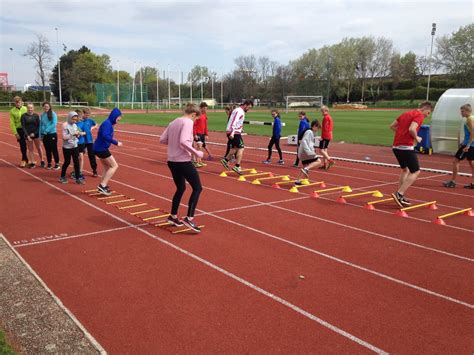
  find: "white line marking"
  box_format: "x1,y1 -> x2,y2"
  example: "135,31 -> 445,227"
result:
0,233 -> 107,354
0,159 -> 387,353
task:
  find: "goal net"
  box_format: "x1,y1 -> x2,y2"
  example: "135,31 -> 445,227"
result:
285,96 -> 323,113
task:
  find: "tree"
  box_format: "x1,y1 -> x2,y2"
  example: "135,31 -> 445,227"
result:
435,24 -> 474,86
24,34 -> 53,101
367,37 -> 394,100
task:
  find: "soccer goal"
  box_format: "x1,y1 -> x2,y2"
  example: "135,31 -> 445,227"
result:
285,96 -> 323,113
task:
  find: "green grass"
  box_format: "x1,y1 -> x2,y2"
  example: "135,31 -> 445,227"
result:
0,330 -> 16,355
92,109 -> 422,146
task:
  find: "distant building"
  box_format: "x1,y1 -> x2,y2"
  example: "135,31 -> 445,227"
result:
0,72 -> 14,92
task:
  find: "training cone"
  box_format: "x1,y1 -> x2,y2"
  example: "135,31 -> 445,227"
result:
272,183 -> 281,189
395,210 -> 409,217
237,176 -> 246,181
428,203 -> 438,210
269,172 -> 274,177
281,176 -> 290,181
320,182 -> 327,188
301,179 -> 310,185
342,186 -> 352,193
364,204 -> 375,210
250,169 -> 258,174
337,197 -> 347,204
465,210 -> 474,216
251,179 -> 261,185
219,172 -> 228,177
372,191 -> 383,198
310,191 -> 320,198
433,218 -> 446,225
289,186 -> 299,193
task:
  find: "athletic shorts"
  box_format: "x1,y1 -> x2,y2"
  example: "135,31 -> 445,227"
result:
195,134 -> 206,147
26,132 -> 39,139
227,133 -> 244,149
94,149 -> 112,159
78,143 -> 86,153
392,148 -> 420,173
454,145 -> 474,161
302,157 -> 319,166
319,139 -> 331,149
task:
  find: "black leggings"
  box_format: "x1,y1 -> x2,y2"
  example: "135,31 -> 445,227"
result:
61,147 -> 80,178
267,136 -> 282,160
85,143 -> 98,172
42,133 -> 60,165
16,128 -> 28,161
167,161 -> 202,217
294,142 -> 301,165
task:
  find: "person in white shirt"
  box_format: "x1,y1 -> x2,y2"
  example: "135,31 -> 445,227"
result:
220,99 -> 253,174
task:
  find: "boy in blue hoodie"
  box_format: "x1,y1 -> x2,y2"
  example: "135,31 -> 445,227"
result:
93,108 -> 123,195
263,110 -> 284,164
82,108 -> 98,176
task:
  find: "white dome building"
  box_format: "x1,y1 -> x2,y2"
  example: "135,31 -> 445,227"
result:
431,88 -> 474,154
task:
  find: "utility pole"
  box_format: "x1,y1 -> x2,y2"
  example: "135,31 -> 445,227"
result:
55,28 -> 63,106
426,23 -> 437,101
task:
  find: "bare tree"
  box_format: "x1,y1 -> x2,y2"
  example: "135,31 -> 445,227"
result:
24,34 -> 53,101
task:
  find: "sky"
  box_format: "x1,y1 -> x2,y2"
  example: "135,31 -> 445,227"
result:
0,0 -> 472,89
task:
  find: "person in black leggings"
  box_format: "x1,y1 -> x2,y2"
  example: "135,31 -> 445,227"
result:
160,103 -> 203,233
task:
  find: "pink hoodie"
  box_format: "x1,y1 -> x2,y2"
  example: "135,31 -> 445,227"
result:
160,117 -> 203,162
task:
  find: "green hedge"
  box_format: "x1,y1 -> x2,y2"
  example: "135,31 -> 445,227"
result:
0,91 -> 51,104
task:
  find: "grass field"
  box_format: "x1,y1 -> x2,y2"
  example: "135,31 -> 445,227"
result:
105,109 -> 424,146
0,330 -> 15,355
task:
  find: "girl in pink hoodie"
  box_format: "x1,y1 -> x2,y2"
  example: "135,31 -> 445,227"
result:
160,103 -> 203,232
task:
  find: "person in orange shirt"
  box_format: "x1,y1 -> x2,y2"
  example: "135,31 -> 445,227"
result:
319,105 -> 335,170
193,102 -> 213,167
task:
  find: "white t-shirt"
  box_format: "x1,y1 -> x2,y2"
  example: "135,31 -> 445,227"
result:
226,107 -> 245,135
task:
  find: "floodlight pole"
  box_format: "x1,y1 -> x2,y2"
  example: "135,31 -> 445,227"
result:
178,66 -> 181,109
200,67 -> 204,103
220,72 -> 224,109
211,70 -> 214,108
55,28 -> 63,106
9,48 -> 14,91
190,69 -> 193,103
139,64 -> 144,109
156,65 -> 159,109
116,60 -> 120,108
167,64 -> 171,110
426,23 -> 436,101
132,62 -> 136,109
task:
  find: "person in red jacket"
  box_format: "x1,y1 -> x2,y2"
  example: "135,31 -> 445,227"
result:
390,101 -> 433,207
193,102 -> 213,167
319,105 -> 335,170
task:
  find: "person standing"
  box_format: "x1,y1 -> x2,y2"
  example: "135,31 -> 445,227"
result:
293,111 -> 310,167
390,101 -> 433,207
9,96 -> 28,167
319,105 -> 335,169
59,111 -> 84,184
193,102 -> 213,165
93,108 -> 123,195
443,104 -> 474,189
21,102 -> 44,168
39,101 -> 60,170
263,109 -> 284,164
220,99 -> 253,174
81,107 -> 98,177
160,103 -> 203,233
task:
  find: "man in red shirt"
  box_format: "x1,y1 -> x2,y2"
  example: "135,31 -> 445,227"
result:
319,105 -> 335,169
193,102 -> 213,167
390,101 -> 433,207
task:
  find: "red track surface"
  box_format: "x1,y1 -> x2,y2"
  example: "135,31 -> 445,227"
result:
0,113 -> 473,353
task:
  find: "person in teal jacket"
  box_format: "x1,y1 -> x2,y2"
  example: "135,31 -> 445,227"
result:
39,101 -> 60,170
9,96 -> 28,167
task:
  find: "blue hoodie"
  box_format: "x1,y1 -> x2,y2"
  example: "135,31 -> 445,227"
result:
297,117 -> 310,140
272,116 -> 282,137
93,108 -> 121,152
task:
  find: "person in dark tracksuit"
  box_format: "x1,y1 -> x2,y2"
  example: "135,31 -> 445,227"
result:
40,101 -> 60,170
263,110 -> 284,164
293,111 -> 310,167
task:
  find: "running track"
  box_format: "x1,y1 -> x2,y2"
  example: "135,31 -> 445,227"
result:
0,114 -> 473,353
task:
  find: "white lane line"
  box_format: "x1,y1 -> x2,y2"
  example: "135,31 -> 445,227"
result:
0,159 -> 387,354
15,223 -> 148,248
0,233 -> 107,354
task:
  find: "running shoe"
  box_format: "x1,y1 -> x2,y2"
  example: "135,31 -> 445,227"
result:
59,177 -> 68,184
28,163 -> 36,169
400,196 -> 411,206
442,180 -> 456,188
92,171 -> 98,177
97,184 -> 111,196
326,160 -> 335,170
53,164 -> 61,170
263,159 -> 271,164
464,183 -> 474,189
292,163 -> 299,168
182,217 -> 201,233
20,160 -> 27,168
232,166 -> 242,175
71,171 -> 76,178
277,160 -> 285,165
47,164 -> 52,170
300,167 -> 309,178
220,159 -> 230,170
391,192 -> 410,208
167,215 -> 184,227
206,155 -> 214,161
75,179 -> 85,185
294,180 -> 303,186
40,161 -> 46,168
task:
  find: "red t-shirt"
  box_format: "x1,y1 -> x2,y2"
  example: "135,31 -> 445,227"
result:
393,110 -> 424,147
321,114 -> 333,140
193,113 -> 208,135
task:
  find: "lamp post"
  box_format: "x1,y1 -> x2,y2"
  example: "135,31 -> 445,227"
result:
132,62 -> 136,109
156,65 -> 159,109
139,63 -> 144,110
167,64 -> 171,110
116,60 -> 120,108
54,28 -> 63,106
426,23 -> 436,101
9,48 -> 14,91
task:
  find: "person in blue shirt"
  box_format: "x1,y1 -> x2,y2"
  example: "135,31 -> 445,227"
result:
263,110 -> 284,164
443,104 -> 474,189
39,101 -> 60,170
293,111 -> 310,167
93,108 -> 123,195
82,108 -> 98,176
74,109 -> 86,180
